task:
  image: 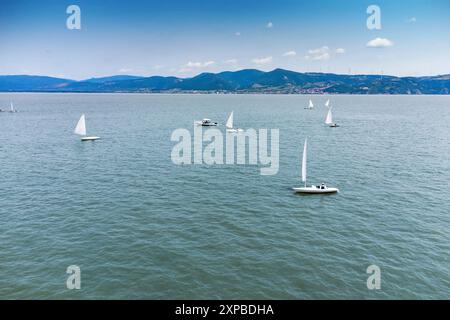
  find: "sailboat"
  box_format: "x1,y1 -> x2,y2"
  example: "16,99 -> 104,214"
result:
292,138 -> 339,194
325,99 -> 330,108
304,99 -> 314,109
9,102 -> 18,113
226,111 -> 243,133
74,114 -> 100,141
325,106 -> 339,127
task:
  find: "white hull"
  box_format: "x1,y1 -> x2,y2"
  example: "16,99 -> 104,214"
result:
292,186 -> 339,194
227,128 -> 244,133
195,120 -> 218,126
81,136 -> 101,141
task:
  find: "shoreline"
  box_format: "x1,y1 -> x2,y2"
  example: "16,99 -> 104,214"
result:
0,91 -> 449,96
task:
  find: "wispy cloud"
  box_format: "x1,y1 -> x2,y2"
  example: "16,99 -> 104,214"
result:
266,21 -> 273,28
235,31 -> 241,36
335,48 -> 346,54
282,50 -> 297,57
252,56 -> 273,65
118,68 -> 133,73
366,37 -> 394,48
179,60 -> 216,73
305,46 -> 331,60
407,17 -> 417,23
224,59 -> 238,64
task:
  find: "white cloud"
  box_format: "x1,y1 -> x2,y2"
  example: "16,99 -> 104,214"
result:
186,61 -> 202,68
224,59 -> 238,64
266,21 -> 273,28
335,48 -> 346,54
118,68 -> 132,73
252,56 -> 273,65
179,60 -> 216,73
282,50 -> 297,57
235,31 -> 241,36
366,37 -> 394,48
305,46 -> 331,60
308,46 -> 329,55
153,65 -> 164,70
185,61 -> 215,68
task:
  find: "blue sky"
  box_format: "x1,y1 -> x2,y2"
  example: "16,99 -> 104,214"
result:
0,0 -> 449,79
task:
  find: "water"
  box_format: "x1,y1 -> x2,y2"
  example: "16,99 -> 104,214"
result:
0,93 -> 449,299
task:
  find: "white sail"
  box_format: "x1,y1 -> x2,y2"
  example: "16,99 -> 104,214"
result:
325,99 -> 330,108
325,108 -> 333,124
74,114 -> 86,136
308,99 -> 314,109
10,102 -> 14,112
226,111 -> 234,129
301,138 -> 307,185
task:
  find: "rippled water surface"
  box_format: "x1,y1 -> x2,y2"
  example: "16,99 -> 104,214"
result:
0,93 -> 449,299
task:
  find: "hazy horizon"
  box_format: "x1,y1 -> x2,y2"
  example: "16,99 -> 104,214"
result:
2,67 -> 450,82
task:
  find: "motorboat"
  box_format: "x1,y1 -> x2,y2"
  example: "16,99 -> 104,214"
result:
195,118 -> 218,126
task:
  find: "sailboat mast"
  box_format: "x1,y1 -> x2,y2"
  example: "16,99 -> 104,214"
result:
302,138 -> 307,187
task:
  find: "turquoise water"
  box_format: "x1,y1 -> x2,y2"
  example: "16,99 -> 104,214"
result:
0,93 -> 449,299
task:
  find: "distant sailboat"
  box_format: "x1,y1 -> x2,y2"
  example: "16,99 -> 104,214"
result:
292,138 -> 339,194
325,99 -> 330,108
325,106 -> 339,127
74,114 -> 100,141
9,102 -> 18,113
226,111 -> 243,133
304,99 -> 314,109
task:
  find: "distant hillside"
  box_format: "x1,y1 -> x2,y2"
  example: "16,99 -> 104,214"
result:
1,69 -> 449,94
0,75 -> 74,92
83,75 -> 145,83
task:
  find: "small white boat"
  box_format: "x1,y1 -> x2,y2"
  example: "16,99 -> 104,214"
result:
74,114 -> 100,141
195,118 -> 218,126
292,138 -> 339,194
9,102 -> 18,113
325,105 -> 339,127
304,99 -> 314,109
325,99 -> 330,108
293,185 -> 339,193
226,111 -> 243,133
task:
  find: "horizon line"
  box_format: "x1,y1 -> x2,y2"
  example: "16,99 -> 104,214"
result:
1,68 -> 450,82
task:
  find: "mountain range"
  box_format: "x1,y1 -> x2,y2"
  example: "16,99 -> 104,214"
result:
1,69 -> 449,94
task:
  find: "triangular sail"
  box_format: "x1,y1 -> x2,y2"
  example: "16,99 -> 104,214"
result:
325,108 -> 333,124
10,102 -> 14,112
226,111 -> 234,129
301,138 -> 307,185
74,114 -> 86,136
308,99 -> 314,109
325,99 -> 330,108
